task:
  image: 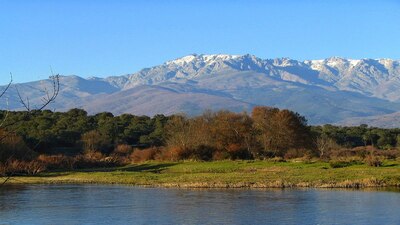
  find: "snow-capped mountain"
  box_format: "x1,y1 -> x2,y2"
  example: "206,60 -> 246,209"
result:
1,54 -> 400,126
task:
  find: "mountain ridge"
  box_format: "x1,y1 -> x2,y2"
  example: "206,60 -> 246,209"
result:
1,54 -> 400,127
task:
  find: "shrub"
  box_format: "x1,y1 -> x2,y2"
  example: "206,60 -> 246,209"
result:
161,147 -> 192,161
329,157 -> 362,168
156,147 -> 192,161
327,146 -> 379,160
23,160 -> 47,175
284,148 -> 314,160
73,154 -> 120,169
1,160 -> 46,175
113,144 -> 133,156
130,148 -> 159,163
191,145 -> 215,161
350,146 -> 376,158
83,150 -> 104,161
37,154 -> 75,170
328,148 -> 355,159
374,149 -> 399,160
212,151 -> 230,161
101,156 -> 124,165
226,144 -> 252,160
109,144 -> 134,164
152,148 -> 172,161
364,155 -> 384,167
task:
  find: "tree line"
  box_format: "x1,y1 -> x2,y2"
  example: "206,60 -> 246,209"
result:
1,107 -> 399,164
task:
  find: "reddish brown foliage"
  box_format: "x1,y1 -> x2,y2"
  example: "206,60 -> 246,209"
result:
37,154 -> 75,170
364,155 -> 384,167
113,144 -> 133,156
0,160 -> 46,176
130,148 -> 160,163
212,151 -> 230,160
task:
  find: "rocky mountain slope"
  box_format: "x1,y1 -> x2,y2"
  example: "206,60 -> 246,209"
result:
1,54 -> 400,126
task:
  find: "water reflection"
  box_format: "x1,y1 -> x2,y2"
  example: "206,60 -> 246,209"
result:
0,185 -> 399,225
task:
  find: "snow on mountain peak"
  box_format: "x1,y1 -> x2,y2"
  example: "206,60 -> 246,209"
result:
272,57 -> 300,67
166,54 -> 241,66
348,59 -> 361,67
325,57 -> 347,67
166,54 -> 197,65
124,54 -> 400,94
202,54 -> 241,63
307,57 -> 361,69
378,58 -> 395,67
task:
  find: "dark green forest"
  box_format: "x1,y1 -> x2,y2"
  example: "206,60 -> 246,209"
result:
0,109 -> 168,154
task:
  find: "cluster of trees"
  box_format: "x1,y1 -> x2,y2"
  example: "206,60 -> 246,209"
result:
1,107 -> 400,163
165,108 -> 314,160
1,74 -> 399,180
0,109 -> 168,156
312,124 -> 400,150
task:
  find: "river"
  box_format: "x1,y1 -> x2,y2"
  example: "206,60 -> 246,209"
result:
1,185 -> 399,225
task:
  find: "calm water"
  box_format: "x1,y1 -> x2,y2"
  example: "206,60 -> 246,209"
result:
0,185 -> 399,225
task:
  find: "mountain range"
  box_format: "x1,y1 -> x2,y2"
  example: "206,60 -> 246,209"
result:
1,54 -> 400,127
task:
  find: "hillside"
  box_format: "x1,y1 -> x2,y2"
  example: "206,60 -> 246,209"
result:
1,54 -> 400,126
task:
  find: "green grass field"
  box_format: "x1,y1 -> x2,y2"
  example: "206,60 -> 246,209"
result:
5,160 -> 400,188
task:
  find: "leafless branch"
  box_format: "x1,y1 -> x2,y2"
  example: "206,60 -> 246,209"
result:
0,73 -> 12,99
16,74 -> 60,112
1,72 -> 60,187
37,74 -> 60,111
16,86 -> 31,111
1,176 -> 11,186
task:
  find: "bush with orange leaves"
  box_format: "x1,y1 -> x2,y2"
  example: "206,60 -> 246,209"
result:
164,111 -> 256,160
0,160 -> 46,176
113,144 -> 133,156
130,148 -> 160,163
364,155 -> 384,167
108,144 -> 134,164
37,154 -> 75,170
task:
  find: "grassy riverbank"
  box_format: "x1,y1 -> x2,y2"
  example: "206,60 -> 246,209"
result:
5,160 -> 400,188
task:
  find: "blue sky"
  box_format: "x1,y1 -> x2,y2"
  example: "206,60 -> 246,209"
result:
1,0 -> 399,84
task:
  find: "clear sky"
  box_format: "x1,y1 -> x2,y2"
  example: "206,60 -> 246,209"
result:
1,0 -> 400,85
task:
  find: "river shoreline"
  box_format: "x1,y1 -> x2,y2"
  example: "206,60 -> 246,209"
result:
5,179 -> 400,189
4,160 -> 400,189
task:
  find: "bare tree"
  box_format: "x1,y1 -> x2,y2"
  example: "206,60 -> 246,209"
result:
315,135 -> 338,158
0,73 -> 60,186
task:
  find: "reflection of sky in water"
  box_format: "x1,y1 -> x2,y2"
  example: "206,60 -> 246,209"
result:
0,185 -> 399,225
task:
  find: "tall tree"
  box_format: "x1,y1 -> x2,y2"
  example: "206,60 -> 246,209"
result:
252,106 -> 313,157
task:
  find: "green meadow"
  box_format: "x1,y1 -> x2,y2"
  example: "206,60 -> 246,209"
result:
7,160 -> 400,188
